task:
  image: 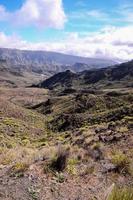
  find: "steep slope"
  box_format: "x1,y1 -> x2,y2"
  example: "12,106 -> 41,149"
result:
0,48 -> 117,74
36,70 -> 79,89
37,60 -> 133,90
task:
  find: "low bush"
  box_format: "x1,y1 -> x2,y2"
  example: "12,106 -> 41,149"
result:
11,162 -> 29,177
111,151 -> 129,174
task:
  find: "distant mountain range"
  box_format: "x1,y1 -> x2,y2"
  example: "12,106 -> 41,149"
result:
36,60 -> 133,90
0,59 -> 46,87
0,48 -> 117,74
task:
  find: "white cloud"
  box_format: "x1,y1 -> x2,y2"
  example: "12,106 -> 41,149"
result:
0,26 -> 133,61
69,9 -> 110,22
87,10 -> 108,19
70,2 -> 133,25
0,5 -> 9,21
0,0 -> 66,29
0,32 -> 28,49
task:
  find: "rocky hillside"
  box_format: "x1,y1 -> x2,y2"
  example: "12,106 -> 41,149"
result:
0,60 -> 133,200
37,60 -> 133,90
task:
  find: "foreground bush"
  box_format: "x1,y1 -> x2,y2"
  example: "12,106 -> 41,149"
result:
49,147 -> 69,172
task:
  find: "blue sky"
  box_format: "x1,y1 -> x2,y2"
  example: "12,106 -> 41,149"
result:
0,0 -> 130,40
0,0 -> 133,60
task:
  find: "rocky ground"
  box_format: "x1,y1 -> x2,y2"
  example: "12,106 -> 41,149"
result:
0,86 -> 133,200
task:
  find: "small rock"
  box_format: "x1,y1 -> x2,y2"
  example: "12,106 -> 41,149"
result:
90,147 -> 103,161
101,160 -> 117,173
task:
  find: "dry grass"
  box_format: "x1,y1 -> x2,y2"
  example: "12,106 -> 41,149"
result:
108,186 -> 133,200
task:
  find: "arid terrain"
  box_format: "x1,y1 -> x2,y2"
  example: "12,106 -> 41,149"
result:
0,59 -> 133,200
0,0 -> 133,197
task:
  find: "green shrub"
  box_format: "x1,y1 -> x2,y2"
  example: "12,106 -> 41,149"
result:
67,158 -> 79,175
54,172 -> 65,183
111,151 -> 129,174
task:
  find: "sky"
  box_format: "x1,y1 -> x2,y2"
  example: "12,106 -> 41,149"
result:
0,0 -> 133,60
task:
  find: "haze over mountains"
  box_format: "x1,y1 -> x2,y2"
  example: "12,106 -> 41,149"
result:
0,48 -> 117,74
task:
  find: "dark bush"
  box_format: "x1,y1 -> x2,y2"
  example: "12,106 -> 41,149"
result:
50,147 -> 69,172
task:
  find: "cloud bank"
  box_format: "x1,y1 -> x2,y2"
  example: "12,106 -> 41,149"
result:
0,26 -> 133,61
0,0 -> 66,28
0,1 -> 132,61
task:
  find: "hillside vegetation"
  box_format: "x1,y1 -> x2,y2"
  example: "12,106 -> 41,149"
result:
0,60 -> 133,200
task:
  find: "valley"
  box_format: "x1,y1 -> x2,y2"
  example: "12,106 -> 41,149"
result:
0,48 -> 117,88
0,57 -> 133,200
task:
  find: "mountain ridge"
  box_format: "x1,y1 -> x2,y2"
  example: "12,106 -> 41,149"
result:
36,60 -> 133,90
0,47 -> 117,74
